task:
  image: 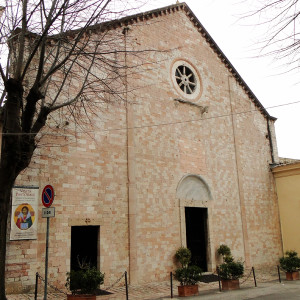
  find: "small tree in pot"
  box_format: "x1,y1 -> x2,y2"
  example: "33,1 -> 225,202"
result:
279,250 -> 300,281
217,245 -> 244,290
217,244 -> 231,259
173,247 -> 202,297
66,267 -> 105,300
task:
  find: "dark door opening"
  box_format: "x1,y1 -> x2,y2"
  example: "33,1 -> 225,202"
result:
71,226 -> 99,271
185,207 -> 208,272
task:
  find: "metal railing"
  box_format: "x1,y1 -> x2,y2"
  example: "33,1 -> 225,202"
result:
35,271 -> 129,300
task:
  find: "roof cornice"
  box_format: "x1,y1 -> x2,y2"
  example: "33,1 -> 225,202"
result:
180,3 -> 275,121
103,2 -> 275,121
271,161 -> 300,177
18,2 -> 276,121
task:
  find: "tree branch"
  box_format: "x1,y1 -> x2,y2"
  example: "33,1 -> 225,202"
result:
14,0 -> 28,79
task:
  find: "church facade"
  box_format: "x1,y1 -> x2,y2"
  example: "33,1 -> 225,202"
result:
5,3 -> 282,293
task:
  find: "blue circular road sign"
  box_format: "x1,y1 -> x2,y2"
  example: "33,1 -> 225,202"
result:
42,185 -> 54,208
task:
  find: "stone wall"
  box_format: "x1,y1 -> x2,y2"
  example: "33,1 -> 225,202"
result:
5,4 -> 282,293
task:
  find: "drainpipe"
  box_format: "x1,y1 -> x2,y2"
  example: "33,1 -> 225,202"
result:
267,118 -> 275,164
228,75 -> 250,267
123,26 -> 138,284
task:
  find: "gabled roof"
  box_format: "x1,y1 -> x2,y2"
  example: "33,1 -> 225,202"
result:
50,2 -> 275,121
80,2 -> 275,121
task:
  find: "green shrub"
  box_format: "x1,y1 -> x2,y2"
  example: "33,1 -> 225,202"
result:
175,247 -> 192,268
173,247 -> 202,285
174,265 -> 202,286
66,267 -> 105,295
217,244 -> 231,257
217,244 -> 244,280
218,260 -> 244,280
224,255 -> 234,263
279,250 -> 300,272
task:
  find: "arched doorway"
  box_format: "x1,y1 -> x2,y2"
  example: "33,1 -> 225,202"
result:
176,175 -> 212,272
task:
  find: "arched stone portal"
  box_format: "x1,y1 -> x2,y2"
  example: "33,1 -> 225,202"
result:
176,174 -> 212,202
176,174 -> 214,272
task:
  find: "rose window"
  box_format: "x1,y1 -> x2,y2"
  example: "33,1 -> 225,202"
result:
171,60 -> 201,100
175,65 -> 196,94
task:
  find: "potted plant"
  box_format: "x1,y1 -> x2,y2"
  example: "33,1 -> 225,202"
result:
217,245 -> 244,290
279,250 -> 300,280
65,267 -> 105,300
217,244 -> 231,260
173,247 -> 202,297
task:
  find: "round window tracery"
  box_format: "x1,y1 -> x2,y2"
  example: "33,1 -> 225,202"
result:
175,65 -> 196,95
171,60 -> 201,100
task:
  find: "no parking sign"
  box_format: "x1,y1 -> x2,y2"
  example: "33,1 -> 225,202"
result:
41,184 -> 55,299
41,185 -> 54,208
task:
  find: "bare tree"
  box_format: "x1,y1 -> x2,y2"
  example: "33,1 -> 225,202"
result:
0,0 -> 153,298
245,0 -> 300,73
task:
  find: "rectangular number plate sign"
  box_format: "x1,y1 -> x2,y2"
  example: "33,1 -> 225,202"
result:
42,207 -> 55,218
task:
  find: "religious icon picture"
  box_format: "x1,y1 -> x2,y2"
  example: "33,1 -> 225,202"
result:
14,204 -> 35,230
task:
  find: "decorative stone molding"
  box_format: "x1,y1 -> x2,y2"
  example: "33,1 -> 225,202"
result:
176,174 -> 212,202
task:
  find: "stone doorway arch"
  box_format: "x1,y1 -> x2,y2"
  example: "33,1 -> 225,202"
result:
176,174 -> 212,202
176,174 -> 214,272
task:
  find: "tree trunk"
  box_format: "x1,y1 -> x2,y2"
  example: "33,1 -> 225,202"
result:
0,79 -> 24,299
0,194 -> 10,300
0,168 -> 16,300
0,137 -> 19,299
0,78 -> 46,298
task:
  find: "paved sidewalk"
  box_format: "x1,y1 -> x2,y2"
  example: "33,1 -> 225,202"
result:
6,280 -> 300,300
160,280 -> 300,300
6,267 -> 299,300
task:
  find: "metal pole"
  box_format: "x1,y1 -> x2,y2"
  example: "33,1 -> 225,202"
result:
252,267 -> 257,287
44,217 -> 50,300
125,271 -> 129,300
170,272 -> 173,298
34,272 -> 38,300
217,266 -> 222,292
277,265 -> 281,283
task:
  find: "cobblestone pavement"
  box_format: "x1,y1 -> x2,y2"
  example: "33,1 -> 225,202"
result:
6,267 -> 282,300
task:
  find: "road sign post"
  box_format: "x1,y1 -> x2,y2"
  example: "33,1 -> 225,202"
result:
42,185 -> 55,300
44,217 -> 50,300
42,207 -> 55,218
42,185 -> 54,208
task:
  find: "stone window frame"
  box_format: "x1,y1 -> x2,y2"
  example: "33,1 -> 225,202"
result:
171,59 -> 202,101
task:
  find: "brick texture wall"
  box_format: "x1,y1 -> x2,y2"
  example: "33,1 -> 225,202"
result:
5,5 -> 282,293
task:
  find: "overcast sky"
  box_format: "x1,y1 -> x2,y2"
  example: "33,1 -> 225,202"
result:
141,0 -> 300,159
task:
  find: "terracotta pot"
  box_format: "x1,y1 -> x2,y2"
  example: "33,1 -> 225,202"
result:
286,271 -> 299,281
67,295 -> 96,300
177,285 -> 199,297
221,279 -> 240,290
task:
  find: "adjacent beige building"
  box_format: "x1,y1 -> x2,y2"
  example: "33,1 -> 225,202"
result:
5,3 -> 283,294
272,160 -> 300,254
